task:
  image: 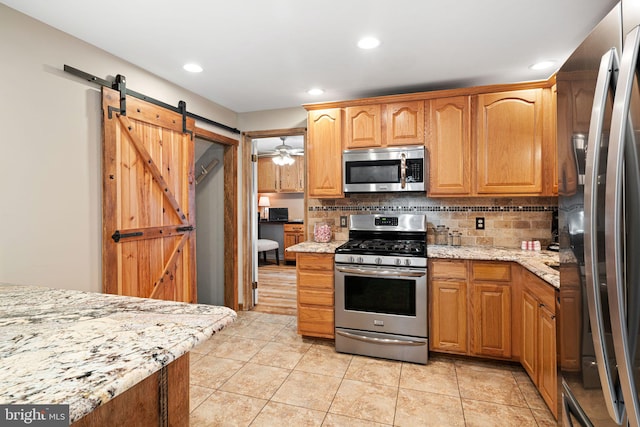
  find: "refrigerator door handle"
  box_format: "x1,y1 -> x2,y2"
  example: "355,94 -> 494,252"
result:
584,47 -> 625,424
606,24 -> 640,427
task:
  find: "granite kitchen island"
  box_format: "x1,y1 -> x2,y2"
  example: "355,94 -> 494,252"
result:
0,283 -> 236,425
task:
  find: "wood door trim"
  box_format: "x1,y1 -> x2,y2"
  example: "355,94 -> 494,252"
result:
117,114 -> 188,225
194,125 -> 239,310
149,233 -> 189,299
195,126 -> 239,146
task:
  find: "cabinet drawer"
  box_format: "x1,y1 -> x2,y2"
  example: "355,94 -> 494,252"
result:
431,259 -> 467,279
472,262 -> 511,282
298,289 -> 334,306
523,271 -> 556,313
297,253 -> 334,271
298,270 -> 334,290
284,224 -> 304,233
298,306 -> 334,338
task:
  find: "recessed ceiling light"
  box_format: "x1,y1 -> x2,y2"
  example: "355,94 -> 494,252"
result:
307,88 -> 324,95
183,63 -> 203,73
529,60 -> 556,71
357,37 -> 381,50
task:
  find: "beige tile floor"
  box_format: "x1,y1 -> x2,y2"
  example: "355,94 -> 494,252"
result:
190,311 -> 557,426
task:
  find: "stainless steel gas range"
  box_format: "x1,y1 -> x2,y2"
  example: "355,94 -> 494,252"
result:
334,214 -> 428,364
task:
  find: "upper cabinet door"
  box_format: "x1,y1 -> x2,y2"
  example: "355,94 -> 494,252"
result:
427,96 -> 471,196
386,101 -> 425,146
307,108 -> 343,198
345,105 -> 382,148
257,157 -> 279,193
476,89 -> 543,195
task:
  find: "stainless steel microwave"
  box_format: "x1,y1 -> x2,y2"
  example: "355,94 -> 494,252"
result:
343,146 -> 425,193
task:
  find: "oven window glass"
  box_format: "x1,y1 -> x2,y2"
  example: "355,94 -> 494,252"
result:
346,160 -> 400,184
344,275 -> 416,316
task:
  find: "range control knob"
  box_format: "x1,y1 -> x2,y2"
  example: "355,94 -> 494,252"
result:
404,259 -> 412,266
357,256 -> 364,264
395,258 -> 402,266
375,257 -> 383,265
348,256 -> 355,263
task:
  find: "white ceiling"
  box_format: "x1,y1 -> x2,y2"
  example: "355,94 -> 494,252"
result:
1,0 -> 618,113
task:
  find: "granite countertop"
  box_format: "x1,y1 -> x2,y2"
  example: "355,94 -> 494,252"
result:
287,241 -> 559,289
0,284 -> 236,423
428,245 -> 559,289
286,240 -> 348,253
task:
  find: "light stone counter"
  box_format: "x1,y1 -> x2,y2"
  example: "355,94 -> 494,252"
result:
285,240 -> 559,289
0,284 -> 236,423
286,240 -> 348,253
428,245 -> 559,289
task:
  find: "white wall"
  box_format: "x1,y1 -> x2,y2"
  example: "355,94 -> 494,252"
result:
238,107 -> 307,132
0,4 -> 238,292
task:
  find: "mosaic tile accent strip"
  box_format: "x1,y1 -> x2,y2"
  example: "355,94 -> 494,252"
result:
309,205 -> 557,213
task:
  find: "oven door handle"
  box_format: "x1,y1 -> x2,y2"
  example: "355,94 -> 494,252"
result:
336,330 -> 426,346
335,265 -> 426,278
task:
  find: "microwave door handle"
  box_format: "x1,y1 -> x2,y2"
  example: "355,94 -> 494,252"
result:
401,153 -> 406,189
606,25 -> 640,427
583,47 -> 625,425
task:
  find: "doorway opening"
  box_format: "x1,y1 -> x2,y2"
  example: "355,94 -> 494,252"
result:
242,128 -> 306,314
194,127 -> 239,310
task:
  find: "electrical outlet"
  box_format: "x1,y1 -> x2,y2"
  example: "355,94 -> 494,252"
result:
340,216 -> 348,227
476,217 -> 485,230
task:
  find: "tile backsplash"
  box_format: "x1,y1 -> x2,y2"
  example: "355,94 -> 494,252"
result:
307,194 -> 557,249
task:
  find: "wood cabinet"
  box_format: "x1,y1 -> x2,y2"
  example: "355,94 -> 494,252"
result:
429,259 -> 468,354
257,157 -> 303,193
426,96 -> 471,196
284,223 -> 304,262
429,260 -> 512,359
257,157 -> 279,193
345,105 -> 382,148
546,85 -> 558,196
296,253 -> 335,338
476,89 -> 543,195
558,264 -> 581,371
385,101 -> 425,146
521,269 -> 558,418
470,262 -> 512,358
305,80 -> 556,198
344,101 -> 424,149
307,108 -> 343,198
279,160 -> 304,192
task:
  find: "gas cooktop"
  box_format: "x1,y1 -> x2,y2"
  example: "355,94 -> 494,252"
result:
336,239 -> 426,257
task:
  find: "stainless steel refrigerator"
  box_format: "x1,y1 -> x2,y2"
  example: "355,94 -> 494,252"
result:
558,1 -> 640,425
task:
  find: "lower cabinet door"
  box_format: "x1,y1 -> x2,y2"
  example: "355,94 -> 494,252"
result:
521,290 -> 538,380
472,283 -> 512,358
430,280 -> 468,354
538,304 -> 558,417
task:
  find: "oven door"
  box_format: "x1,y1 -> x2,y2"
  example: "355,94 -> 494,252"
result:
334,263 -> 427,338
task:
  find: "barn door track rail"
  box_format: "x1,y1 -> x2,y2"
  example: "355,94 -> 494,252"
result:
64,64 -> 241,135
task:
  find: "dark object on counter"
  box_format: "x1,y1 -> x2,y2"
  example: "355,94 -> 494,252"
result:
268,207 -> 288,222
547,242 -> 559,252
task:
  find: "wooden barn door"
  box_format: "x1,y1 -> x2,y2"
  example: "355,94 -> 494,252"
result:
102,87 -> 196,302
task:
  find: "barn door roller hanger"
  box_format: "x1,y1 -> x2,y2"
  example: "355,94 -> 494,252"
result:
63,64 -> 241,136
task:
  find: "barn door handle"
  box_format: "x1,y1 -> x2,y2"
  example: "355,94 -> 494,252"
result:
176,225 -> 195,232
111,230 -> 143,243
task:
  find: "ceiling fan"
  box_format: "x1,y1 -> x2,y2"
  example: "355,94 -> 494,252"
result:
259,136 -> 304,166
